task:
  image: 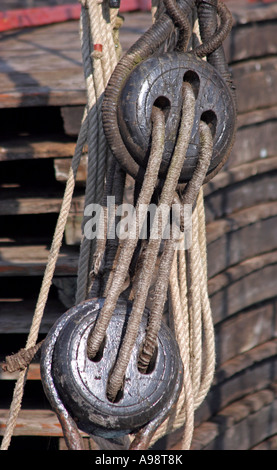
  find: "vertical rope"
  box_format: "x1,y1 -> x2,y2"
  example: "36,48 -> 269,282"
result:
75,1 -> 121,304
146,120 -> 215,450
169,250 -> 195,449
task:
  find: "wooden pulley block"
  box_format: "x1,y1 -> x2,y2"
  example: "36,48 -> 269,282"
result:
117,52 -> 236,183
40,298 -> 183,440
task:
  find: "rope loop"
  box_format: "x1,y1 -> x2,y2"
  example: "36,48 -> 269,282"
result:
194,1 -> 233,58
1,0 -> 235,452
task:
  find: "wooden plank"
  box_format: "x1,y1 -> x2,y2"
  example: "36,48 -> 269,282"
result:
0,245 -> 79,276
191,388 -> 277,450
208,251 -> 277,324
0,13 -> 152,109
0,363 -> 41,381
0,298 -> 64,334
0,135 -> 76,161
229,120 -> 277,167
0,80 -> 86,109
206,201 -> 277,244
224,20 -> 277,64
213,339 -> 277,387
54,155 -> 87,186
61,105 -> 84,137
204,160 -> 277,222
227,1 -> 277,25
214,301 -> 277,366
0,409 -> 63,437
0,192 -> 84,216
209,249 -> 277,295
252,434 -> 277,450
169,381 -> 277,450
194,339 -> 277,429
204,155 -> 277,197
208,214 -> 277,277
216,106 -> 277,173
231,56 -> 277,114
237,104 -> 277,129
64,213 -> 83,246
206,202 -> 277,277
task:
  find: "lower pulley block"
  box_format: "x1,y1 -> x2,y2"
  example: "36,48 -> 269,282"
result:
40,298 -> 183,439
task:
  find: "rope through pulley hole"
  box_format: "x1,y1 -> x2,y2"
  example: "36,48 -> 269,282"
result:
86,81 -> 214,403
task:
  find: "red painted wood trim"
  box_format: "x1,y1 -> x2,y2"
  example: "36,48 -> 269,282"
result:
0,2 -> 151,32
0,1 -> 275,33
0,5 -> 82,32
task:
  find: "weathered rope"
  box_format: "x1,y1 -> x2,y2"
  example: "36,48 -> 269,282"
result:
138,121 -> 212,373
86,0 -> 217,447
106,83 -> 195,401
148,120 -> 215,450
2,341 -> 44,374
87,105 -> 167,362
194,1 -> 232,58
163,0 -> 192,50
76,1 -> 121,304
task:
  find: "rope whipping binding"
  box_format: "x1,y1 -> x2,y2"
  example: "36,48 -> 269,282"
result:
1,0 -> 236,451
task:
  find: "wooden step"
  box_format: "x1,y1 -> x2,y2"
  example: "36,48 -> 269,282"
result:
204,156 -> 277,223
0,245 -> 79,276
0,190 -> 84,216
196,339 -> 277,427
191,385 -> 277,450
54,155 -> 87,186
0,297 -> 65,335
0,363 -> 41,381
0,12 -> 152,109
0,409 -> 63,437
0,135 -> 77,162
209,250 -> 277,324
167,384 -> 277,450
206,201 -> 277,277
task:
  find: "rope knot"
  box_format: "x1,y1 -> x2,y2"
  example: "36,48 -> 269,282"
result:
2,341 -> 43,373
92,44 -> 103,60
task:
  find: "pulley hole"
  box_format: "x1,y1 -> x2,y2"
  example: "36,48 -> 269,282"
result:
153,96 -> 171,122
201,110 -> 217,137
183,70 -> 200,99
138,345 -> 158,375
87,335 -> 106,363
